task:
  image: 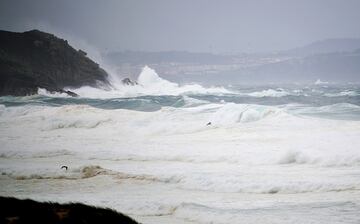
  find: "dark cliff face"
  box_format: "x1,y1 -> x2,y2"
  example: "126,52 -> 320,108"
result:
0,29 -> 109,96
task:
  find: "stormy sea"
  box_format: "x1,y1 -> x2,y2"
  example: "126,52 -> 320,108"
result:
1,66 -> 360,224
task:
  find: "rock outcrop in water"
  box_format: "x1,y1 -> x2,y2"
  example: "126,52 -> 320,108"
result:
0,197 -> 139,224
0,29 -> 109,96
121,78 -> 138,86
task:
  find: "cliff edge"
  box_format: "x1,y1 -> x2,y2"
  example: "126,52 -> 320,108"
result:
0,29 -> 109,96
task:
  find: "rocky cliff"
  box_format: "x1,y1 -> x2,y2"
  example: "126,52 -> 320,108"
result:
0,30 -> 109,96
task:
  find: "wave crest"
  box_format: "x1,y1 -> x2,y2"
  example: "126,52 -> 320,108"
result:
67,66 -> 232,98
2,165 -> 182,184
209,103 -> 283,126
246,88 -> 290,97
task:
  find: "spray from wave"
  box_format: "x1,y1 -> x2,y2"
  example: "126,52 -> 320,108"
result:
53,66 -> 232,99
245,88 -> 290,97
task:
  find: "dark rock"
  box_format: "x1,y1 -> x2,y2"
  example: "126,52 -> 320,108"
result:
57,89 -> 78,97
0,29 -> 109,96
0,196 -> 140,224
78,49 -> 87,56
121,78 -> 138,86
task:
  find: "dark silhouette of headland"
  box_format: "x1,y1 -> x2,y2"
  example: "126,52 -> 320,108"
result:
0,197 -> 139,224
0,30 -> 109,96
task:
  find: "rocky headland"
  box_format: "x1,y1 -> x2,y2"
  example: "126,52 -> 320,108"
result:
0,30 -> 109,96
0,196 -> 139,224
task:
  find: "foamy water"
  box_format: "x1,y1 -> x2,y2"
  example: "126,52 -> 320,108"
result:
1,67 -> 360,224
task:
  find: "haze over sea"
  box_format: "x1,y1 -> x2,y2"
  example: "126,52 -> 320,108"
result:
1,66 -> 360,223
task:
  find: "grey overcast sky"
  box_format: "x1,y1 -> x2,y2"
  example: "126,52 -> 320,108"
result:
1,0 -> 360,53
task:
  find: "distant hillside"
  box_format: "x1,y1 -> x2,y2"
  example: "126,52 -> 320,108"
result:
218,50 -> 360,84
286,38 -> 360,56
155,50 -> 360,84
103,51 -> 233,65
101,40 -> 360,85
0,30 -> 109,96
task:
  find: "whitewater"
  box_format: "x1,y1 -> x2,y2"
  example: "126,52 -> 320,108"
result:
1,66 -> 360,224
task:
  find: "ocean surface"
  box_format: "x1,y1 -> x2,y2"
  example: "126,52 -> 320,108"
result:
1,67 -> 360,223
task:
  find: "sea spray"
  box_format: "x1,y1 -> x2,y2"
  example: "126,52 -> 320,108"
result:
63,66 -> 232,98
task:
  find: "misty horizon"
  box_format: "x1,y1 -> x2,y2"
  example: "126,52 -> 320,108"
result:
3,27 -> 360,55
1,0 -> 360,54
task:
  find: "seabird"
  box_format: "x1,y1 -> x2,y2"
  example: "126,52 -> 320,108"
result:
61,166 -> 68,171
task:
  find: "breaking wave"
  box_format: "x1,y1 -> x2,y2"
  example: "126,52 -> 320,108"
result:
288,103 -> 360,120
170,201 -> 360,224
277,150 -> 360,167
324,90 -> 359,97
1,165 -> 181,184
37,88 -> 71,98
65,66 -> 232,98
209,103 -> 283,126
2,165 -> 110,180
246,88 -> 291,97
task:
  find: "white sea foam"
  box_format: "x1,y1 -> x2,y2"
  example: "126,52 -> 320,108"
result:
315,79 -> 329,85
1,100 -> 360,224
209,103 -> 283,126
171,201 -> 360,224
37,88 -> 71,97
0,164 -> 181,184
1,165 -> 109,180
278,150 -> 311,164
246,88 -> 291,97
289,103 -> 360,119
182,96 -> 209,107
0,104 -> 5,115
67,66 -> 232,98
324,90 -> 359,97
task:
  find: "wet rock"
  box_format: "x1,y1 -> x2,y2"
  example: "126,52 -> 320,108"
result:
121,78 -> 138,86
0,29 -> 109,96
